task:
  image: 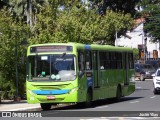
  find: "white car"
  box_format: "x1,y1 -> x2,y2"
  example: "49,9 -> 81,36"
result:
152,68 -> 160,94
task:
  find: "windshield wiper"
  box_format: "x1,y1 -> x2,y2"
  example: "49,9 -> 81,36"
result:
53,52 -> 66,65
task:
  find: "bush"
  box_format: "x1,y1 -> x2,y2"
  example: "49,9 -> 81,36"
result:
0,73 -> 16,100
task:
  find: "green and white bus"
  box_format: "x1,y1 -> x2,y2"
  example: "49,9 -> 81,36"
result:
26,42 -> 135,110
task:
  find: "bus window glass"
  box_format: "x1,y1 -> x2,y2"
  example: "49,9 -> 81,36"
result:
104,52 -> 110,69
128,53 -> 134,69
37,56 -> 50,77
78,51 -> 85,71
116,53 -> 122,69
85,51 -> 92,70
110,52 -> 117,69
93,51 -> 98,70
99,52 -> 105,70
28,54 -> 76,81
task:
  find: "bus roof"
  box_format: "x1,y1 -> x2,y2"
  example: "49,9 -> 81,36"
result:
28,42 -> 133,53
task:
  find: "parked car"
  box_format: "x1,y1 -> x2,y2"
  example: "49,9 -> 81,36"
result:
145,60 -> 160,70
134,63 -> 156,81
152,69 -> 160,94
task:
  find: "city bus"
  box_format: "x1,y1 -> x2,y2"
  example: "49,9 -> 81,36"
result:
26,42 -> 135,110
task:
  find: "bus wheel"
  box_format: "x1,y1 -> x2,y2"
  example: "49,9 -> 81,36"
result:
40,103 -> 51,110
85,90 -> 92,107
115,85 -> 121,102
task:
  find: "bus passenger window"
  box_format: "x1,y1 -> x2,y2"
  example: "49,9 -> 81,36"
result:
86,61 -> 90,70
99,52 -> 105,69
85,51 -> 92,70
128,53 -> 134,69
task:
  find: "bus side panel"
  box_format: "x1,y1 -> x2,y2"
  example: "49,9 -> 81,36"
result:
122,70 -> 135,96
77,75 -> 88,102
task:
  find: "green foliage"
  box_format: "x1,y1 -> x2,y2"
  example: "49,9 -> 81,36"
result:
30,4 -> 133,45
89,0 -> 138,17
137,0 -> 160,43
133,48 -> 139,61
0,9 -> 29,99
144,15 -> 160,42
0,72 -> 16,99
137,0 -> 160,16
0,1 -> 134,99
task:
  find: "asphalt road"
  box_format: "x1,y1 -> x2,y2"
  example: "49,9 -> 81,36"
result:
1,79 -> 159,120
34,79 -> 160,119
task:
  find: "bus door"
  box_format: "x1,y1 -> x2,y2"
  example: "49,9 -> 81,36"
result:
85,51 -> 94,89
124,52 -> 129,85
92,51 -> 100,88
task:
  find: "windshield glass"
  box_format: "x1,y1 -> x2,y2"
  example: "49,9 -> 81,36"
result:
27,54 -> 76,81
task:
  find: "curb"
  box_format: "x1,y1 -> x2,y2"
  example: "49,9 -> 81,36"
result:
4,106 -> 41,111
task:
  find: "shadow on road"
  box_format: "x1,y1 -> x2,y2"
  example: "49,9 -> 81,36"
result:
45,96 -> 143,111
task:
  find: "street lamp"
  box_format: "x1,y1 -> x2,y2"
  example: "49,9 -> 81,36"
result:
15,38 -> 28,101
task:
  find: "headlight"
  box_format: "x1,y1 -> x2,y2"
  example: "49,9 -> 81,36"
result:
69,87 -> 78,94
27,90 -> 36,96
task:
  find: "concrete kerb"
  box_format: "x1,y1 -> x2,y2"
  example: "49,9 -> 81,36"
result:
4,106 -> 41,111
0,100 -> 41,111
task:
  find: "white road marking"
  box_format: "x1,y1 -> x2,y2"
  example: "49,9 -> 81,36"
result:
136,87 -> 142,89
5,106 -> 40,111
130,101 -> 139,103
92,105 -> 109,109
80,117 -> 160,120
150,96 -> 156,98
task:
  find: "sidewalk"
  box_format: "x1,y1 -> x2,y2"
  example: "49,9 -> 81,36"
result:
0,100 -> 40,111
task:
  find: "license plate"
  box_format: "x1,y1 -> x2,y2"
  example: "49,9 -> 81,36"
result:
47,96 -> 55,100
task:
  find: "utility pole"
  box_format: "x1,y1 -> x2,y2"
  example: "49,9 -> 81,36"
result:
15,38 -> 19,101
115,31 -> 118,46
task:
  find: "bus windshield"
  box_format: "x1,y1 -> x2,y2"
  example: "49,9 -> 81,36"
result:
27,54 -> 76,81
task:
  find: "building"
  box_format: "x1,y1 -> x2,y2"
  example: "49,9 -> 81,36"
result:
116,21 -> 159,60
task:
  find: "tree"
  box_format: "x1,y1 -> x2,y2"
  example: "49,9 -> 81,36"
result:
137,0 -> 160,16
144,15 -> 160,42
133,48 -> 140,61
89,0 -> 138,16
0,8 -> 30,99
137,0 -> 160,43
29,2 -> 133,45
0,1 -> 134,99
3,0 -> 49,29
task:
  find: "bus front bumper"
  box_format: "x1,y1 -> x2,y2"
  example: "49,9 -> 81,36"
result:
27,88 -> 79,104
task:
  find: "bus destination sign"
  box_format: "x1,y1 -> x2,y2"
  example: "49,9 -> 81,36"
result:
30,45 -> 73,53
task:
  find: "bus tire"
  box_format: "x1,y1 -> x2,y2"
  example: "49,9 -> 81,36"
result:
85,89 -> 92,107
40,103 -> 51,110
115,85 -> 121,102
